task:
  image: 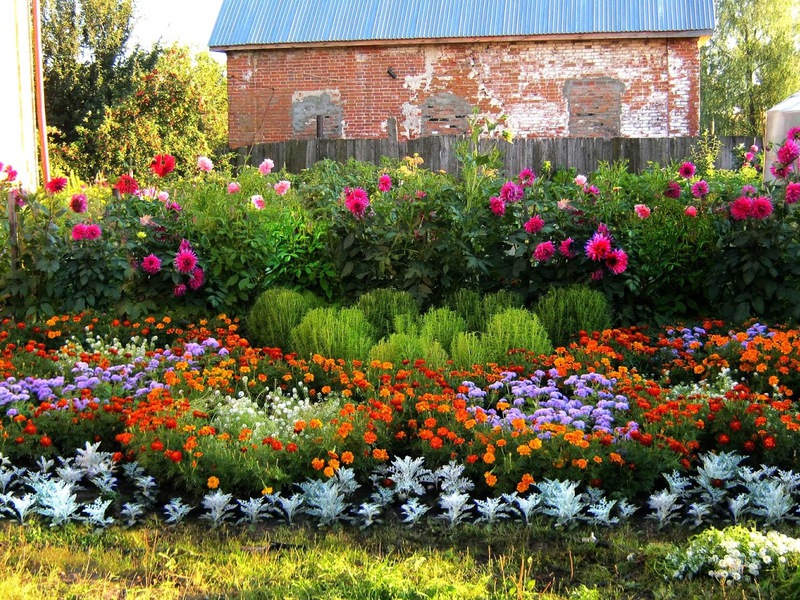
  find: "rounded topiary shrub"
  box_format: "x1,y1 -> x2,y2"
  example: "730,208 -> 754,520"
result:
482,289 -> 524,321
245,287 -> 321,349
290,307 -> 376,361
535,285 -> 612,348
367,333 -> 449,370
482,308 -> 552,365
445,289 -> 485,332
355,289 -> 419,340
419,307 -> 467,354
450,331 -> 487,370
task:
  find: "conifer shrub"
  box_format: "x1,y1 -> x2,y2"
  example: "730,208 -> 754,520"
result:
481,308 -> 552,365
450,331 -> 487,370
290,307 -> 376,361
245,287 -> 321,349
419,308 -> 467,354
367,333 -> 449,370
535,285 -> 612,348
355,289 -> 419,340
482,289 -> 524,321
445,289 -> 485,332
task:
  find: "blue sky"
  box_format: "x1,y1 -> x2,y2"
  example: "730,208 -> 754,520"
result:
130,0 -> 225,58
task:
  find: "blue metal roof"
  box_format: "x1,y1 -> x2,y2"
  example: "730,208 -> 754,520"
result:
209,0 -> 715,48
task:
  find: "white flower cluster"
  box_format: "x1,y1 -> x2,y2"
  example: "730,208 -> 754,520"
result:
57,331 -> 153,363
668,526 -> 800,584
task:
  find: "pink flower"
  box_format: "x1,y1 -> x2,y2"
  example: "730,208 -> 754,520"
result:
71,223 -> 88,241
141,254 -> 162,275
175,247 -> 198,274
584,185 -> 599,197
684,205 -> 698,217
45,177 -> 68,194
259,158 -> 274,175
174,284 -> 187,297
591,268 -> 605,281
157,191 -> 170,202
415,190 -> 427,199
691,180 -> 709,198
771,164 -> 793,179
787,127 -> 800,142
179,239 -> 193,253
585,232 -> 612,261
777,140 -> 800,165
750,144 -> 760,153
274,180 -> 291,196
70,194 -> 87,213
166,201 -> 182,212
197,156 -> 214,172
741,185 -> 757,196
533,240 -> 555,262
574,175 -> 587,187
678,162 -> 696,179
744,152 -> 754,162
85,224 -> 101,240
489,196 -> 506,216
378,174 -> 392,192
634,204 -> 651,219
227,182 -> 241,194
730,196 -> 753,220
251,195 -> 265,209
559,238 -> 576,258
605,248 -> 628,275
523,215 -> 544,234
664,181 -> 681,199
500,181 -> 523,202
518,168 -> 535,187
751,196 -> 773,219
0,163 -> 17,183
785,182 -> 800,204
345,187 -> 370,218
188,267 -> 205,290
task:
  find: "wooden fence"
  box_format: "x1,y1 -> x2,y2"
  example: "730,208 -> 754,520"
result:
235,135 -> 762,175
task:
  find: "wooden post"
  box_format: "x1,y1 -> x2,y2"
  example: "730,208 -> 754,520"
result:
316,115 -> 324,139
387,117 -> 398,143
7,190 -> 18,272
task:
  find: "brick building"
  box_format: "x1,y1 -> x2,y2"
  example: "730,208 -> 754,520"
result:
210,0 -> 715,148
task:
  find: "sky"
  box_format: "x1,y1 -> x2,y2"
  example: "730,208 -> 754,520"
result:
130,0 -> 225,60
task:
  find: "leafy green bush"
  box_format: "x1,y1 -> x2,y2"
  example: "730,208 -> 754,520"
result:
245,287 -> 321,349
367,333 -> 449,369
355,289 -> 419,340
482,308 -> 552,364
419,308 -> 467,354
449,332 -> 486,370
535,285 -> 612,348
290,307 -> 376,361
446,289 -> 485,332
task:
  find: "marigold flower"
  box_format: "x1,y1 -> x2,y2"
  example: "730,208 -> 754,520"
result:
311,457 -> 325,470
484,471 -> 497,486
207,476 -> 220,489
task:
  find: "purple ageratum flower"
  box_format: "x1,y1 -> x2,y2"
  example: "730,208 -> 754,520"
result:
500,181 -> 524,202
141,254 -> 162,275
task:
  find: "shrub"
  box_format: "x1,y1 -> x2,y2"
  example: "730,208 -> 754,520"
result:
535,285 -> 612,348
446,289 -> 485,332
450,331 -> 487,370
482,308 -> 552,364
290,307 -> 376,361
355,289 -> 419,340
245,287 -> 321,349
419,308 -> 467,354
482,290 -> 525,321
367,333 -> 449,370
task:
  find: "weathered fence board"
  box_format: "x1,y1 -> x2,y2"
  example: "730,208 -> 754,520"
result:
235,136 -> 761,175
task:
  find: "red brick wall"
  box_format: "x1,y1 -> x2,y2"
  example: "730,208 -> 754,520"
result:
226,37 -> 701,147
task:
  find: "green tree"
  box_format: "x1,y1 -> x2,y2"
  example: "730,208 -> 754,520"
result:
701,0 -> 800,136
87,46 -> 228,178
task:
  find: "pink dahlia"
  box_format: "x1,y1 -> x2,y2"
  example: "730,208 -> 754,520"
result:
489,196 -> 506,216
730,196 -> 753,221
664,181 -> 682,199
684,205 -> 698,217
574,175 -> 587,187
787,127 -> 800,142
274,180 -> 291,196
70,194 -> 87,213
584,185 -> 600,197
71,223 -> 88,241
84,224 -> 101,240
634,204 -> 651,219
771,164 -> 793,179
533,240 -> 555,263
157,191 -> 170,202
174,284 -> 187,297
518,168 -> 535,187
227,182 -> 241,194
751,196 -> 774,219
251,195 -> 265,210
500,181 -> 523,203
785,182 -> 800,205
523,215 -> 544,234
378,174 -> 392,192
585,232 -> 612,261
259,158 -> 274,175
691,180 -> 709,198
345,187 -> 370,218
197,156 -> 214,172
777,140 -> 800,165
678,162 -> 696,179
188,267 -> 205,290
116,174 -> 139,195
45,177 -> 68,194
605,248 -> 628,275
559,237 -> 576,258
141,254 -> 162,275
175,247 -> 198,274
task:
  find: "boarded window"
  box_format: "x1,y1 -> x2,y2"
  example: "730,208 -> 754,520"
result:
565,79 -> 625,138
291,91 -> 343,138
421,93 -> 472,136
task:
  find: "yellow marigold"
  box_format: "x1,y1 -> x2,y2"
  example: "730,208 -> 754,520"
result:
207,476 -> 220,489
261,487 -> 273,495
572,458 -> 588,469
529,438 -> 543,450
484,471 -> 497,486
482,452 -> 496,464
372,448 -> 389,461
309,419 -> 323,429
516,444 -> 531,456
323,466 -> 335,478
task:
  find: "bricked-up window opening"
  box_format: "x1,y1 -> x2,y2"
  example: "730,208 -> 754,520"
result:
291,91 -> 343,139
565,79 -> 625,138
421,93 -> 472,136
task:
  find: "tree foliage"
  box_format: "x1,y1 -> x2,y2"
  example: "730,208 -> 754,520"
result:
701,0 -> 800,136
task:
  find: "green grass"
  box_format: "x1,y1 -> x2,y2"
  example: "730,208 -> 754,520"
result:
1,520 -> 796,599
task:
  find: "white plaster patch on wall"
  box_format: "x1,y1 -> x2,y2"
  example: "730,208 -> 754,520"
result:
292,89 -> 342,103
400,101 -> 422,138
404,48 -> 441,95
505,100 -> 569,136
620,91 -> 670,137
667,49 -> 691,135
